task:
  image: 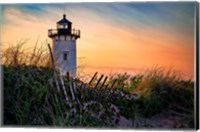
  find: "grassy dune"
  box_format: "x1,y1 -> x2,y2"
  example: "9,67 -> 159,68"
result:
2,41 -> 195,128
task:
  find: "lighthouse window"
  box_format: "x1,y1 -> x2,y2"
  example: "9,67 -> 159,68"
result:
64,24 -> 68,28
63,52 -> 68,61
58,24 -> 68,29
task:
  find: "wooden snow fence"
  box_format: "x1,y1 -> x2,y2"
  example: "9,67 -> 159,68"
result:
47,70 -> 134,127
48,71 -> 129,106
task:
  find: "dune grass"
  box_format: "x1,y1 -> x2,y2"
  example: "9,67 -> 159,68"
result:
1,41 -> 195,128
3,65 -> 53,125
132,67 -> 194,118
1,39 -> 51,68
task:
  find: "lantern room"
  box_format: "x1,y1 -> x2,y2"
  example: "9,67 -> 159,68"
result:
57,14 -> 72,34
48,14 -> 80,39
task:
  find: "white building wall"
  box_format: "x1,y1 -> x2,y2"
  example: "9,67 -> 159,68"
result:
53,35 -> 77,77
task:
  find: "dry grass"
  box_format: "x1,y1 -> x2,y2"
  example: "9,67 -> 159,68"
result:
135,66 -> 182,94
132,66 -> 194,119
1,39 -> 51,68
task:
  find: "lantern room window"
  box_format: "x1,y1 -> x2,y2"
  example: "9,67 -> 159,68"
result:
57,24 -> 68,29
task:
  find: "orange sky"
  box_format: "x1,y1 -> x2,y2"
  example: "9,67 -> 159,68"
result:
1,3 -> 196,80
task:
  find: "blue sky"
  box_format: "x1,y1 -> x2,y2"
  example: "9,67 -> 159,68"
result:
1,2 -> 195,28
1,2 -> 195,46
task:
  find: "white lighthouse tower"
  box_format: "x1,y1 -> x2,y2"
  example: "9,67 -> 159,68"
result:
48,14 -> 80,77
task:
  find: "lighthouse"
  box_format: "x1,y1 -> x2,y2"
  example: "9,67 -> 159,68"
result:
48,14 -> 80,77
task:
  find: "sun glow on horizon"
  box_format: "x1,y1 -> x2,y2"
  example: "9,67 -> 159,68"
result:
1,3 -> 196,80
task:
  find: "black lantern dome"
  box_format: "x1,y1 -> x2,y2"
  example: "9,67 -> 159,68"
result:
57,14 -> 71,24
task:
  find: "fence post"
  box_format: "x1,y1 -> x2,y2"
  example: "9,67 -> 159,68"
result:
47,43 -> 60,92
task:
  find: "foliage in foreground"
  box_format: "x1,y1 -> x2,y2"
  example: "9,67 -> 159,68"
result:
134,67 -> 194,117
2,41 -> 195,128
3,65 -> 135,127
3,65 -> 195,128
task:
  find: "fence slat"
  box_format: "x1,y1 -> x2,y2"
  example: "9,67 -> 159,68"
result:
88,72 -> 98,85
59,75 -> 69,101
72,81 -> 81,106
97,76 -> 108,100
110,79 -> 117,89
69,76 -> 75,101
94,74 -> 104,90
99,76 -> 108,90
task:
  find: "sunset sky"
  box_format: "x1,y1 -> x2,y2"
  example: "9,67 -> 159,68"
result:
0,2 -> 196,79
